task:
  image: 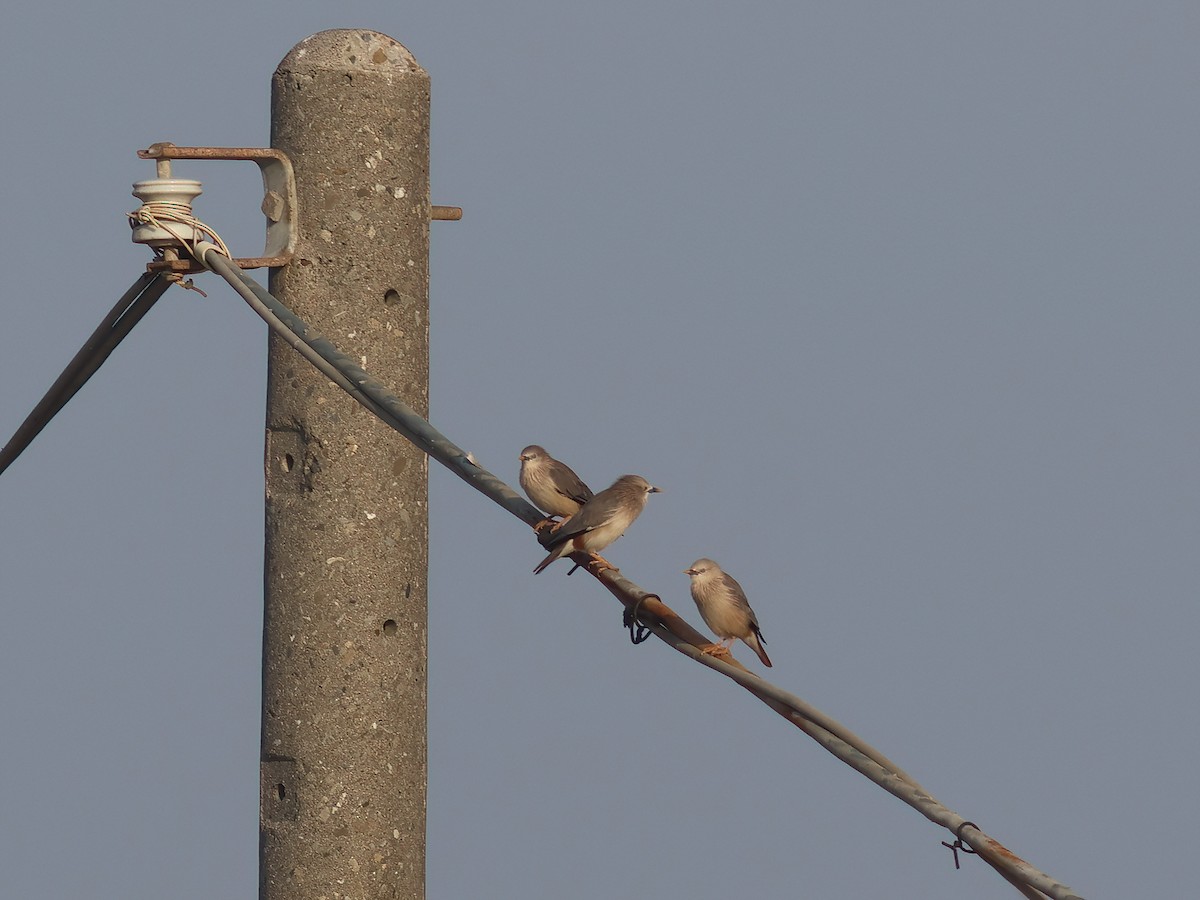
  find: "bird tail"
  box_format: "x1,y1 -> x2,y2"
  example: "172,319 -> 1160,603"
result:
533,545 -> 566,574
747,629 -> 772,668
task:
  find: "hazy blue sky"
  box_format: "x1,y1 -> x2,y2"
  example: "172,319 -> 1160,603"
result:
2,3 -> 1197,897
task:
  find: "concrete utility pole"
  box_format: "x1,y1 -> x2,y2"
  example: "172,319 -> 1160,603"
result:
261,30 -> 430,900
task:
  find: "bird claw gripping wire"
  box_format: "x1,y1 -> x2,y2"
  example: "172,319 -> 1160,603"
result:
941,821 -> 979,870
623,597 -> 654,644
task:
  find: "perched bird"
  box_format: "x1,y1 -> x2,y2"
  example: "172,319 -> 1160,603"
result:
533,475 -> 661,574
684,558 -> 772,667
519,445 -> 593,529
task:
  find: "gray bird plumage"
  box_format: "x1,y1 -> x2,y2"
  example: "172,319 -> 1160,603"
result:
533,474 -> 661,574
519,445 -> 593,520
684,558 -> 772,667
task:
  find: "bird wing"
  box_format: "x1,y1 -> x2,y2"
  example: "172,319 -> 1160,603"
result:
721,572 -> 755,614
544,492 -> 613,547
548,462 -> 593,505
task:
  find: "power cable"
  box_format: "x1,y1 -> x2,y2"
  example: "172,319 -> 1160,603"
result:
0,228 -> 1084,898
0,273 -> 171,477
189,242 -> 1083,900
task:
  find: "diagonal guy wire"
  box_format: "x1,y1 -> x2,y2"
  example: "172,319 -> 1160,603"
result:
0,272 -> 172,478
195,243 -> 1084,900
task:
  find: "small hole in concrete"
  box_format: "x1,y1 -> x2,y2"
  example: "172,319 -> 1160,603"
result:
383,288 -> 401,306
276,783 -> 287,801
283,453 -> 294,472
382,619 -> 398,636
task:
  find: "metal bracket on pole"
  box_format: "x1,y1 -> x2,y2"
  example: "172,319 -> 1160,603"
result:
136,142 -> 299,273
135,142 -> 460,278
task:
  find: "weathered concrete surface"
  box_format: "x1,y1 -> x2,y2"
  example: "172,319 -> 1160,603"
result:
262,29 -> 429,900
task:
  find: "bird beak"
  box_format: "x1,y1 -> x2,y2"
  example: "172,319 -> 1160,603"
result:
649,485 -> 663,493
683,567 -> 695,575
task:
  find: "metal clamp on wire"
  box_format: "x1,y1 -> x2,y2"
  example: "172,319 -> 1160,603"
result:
623,595 -> 656,644
941,820 -> 980,870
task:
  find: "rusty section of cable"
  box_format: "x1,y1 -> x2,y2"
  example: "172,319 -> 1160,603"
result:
197,249 -> 1084,900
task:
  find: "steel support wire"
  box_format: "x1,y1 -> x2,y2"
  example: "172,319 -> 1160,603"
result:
194,243 -> 1083,900
0,272 -> 172,478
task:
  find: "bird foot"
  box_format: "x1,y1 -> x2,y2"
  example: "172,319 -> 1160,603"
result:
699,643 -> 734,660
586,553 -> 617,574
532,517 -> 558,532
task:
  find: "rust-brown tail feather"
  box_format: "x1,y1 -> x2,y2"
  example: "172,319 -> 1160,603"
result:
749,628 -> 772,667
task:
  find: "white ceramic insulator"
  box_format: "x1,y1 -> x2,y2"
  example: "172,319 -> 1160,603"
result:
130,179 -> 203,247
